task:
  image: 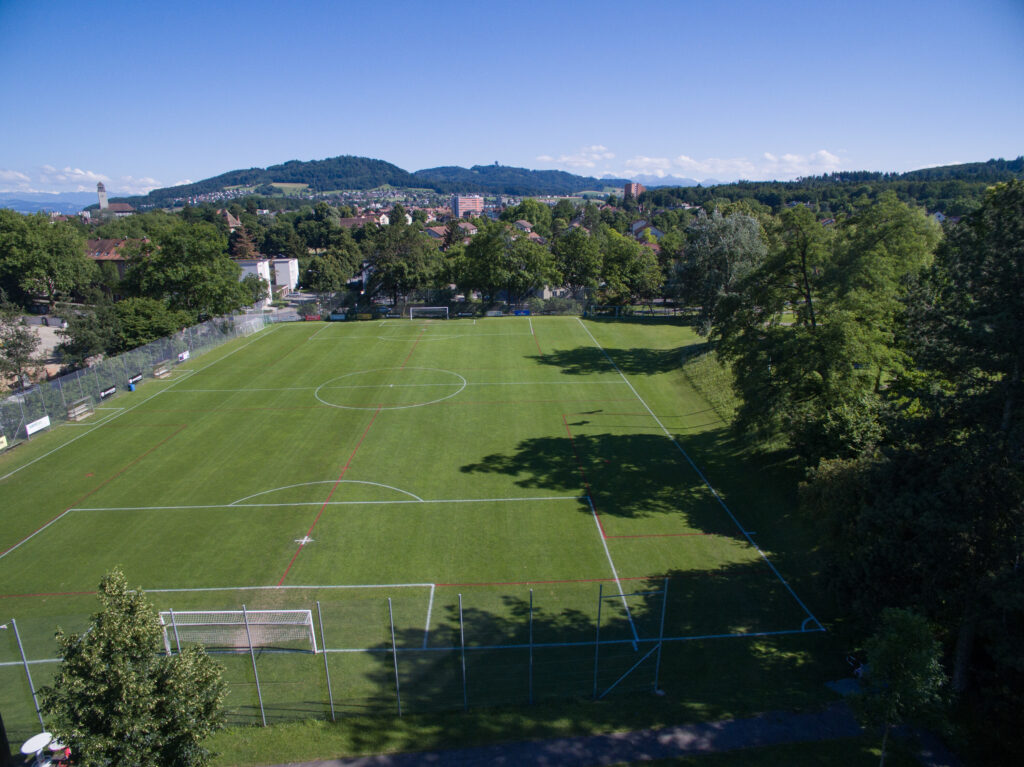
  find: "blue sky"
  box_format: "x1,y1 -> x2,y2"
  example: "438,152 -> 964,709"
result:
1,0 -> 1021,195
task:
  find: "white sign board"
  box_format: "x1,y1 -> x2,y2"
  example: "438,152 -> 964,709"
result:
178,350 -> 191,362
0,434 -> 7,450
26,415 -> 51,436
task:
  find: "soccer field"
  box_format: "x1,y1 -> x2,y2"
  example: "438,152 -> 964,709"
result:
0,316 -> 823,736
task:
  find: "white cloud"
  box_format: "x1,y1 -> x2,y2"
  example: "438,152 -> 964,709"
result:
39,165 -> 110,190
536,145 -> 615,170
117,175 -> 163,195
0,169 -> 31,184
539,145 -> 845,182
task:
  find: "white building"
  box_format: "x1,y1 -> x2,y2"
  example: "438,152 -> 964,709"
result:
272,258 -> 300,291
235,259 -> 274,305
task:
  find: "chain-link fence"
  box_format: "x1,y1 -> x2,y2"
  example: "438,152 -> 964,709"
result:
2,581 -> 675,740
0,313 -> 275,447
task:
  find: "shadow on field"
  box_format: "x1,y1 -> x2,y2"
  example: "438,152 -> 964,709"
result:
586,314 -> 695,327
527,345 -> 700,376
338,565 -> 842,744
461,429 -> 735,530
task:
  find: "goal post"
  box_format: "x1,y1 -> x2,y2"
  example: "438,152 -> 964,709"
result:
159,609 -> 318,654
408,306 -> 448,320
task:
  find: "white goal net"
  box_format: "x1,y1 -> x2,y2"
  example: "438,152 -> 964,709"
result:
159,609 -> 318,654
408,306 -> 448,320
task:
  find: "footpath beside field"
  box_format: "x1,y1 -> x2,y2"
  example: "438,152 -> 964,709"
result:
273,704 -> 863,766
270,703 -> 963,767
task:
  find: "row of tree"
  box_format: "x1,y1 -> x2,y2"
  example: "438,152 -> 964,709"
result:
683,182 -> 1021,761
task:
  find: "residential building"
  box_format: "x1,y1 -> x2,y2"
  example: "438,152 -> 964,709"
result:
624,182 -> 645,199
85,238 -> 133,278
452,195 -> 484,218
271,258 -> 300,291
513,219 -> 533,233
235,258 -> 274,305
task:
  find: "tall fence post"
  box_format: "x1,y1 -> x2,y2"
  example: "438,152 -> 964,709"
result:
653,578 -> 669,694
528,589 -> 534,705
316,601 -> 335,721
459,593 -> 468,711
388,598 -> 402,717
241,604 -> 267,727
10,618 -> 45,730
593,583 -> 603,699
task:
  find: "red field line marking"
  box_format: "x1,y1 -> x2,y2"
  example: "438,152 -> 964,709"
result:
531,323 -> 543,356
436,575 -> 652,588
401,329 -> 426,368
277,405 -> 383,586
0,424 -> 188,559
561,413 -> 607,538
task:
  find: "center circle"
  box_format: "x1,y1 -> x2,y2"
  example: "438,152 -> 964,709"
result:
314,367 -> 467,410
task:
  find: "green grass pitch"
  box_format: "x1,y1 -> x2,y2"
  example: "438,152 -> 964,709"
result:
0,316 -> 826,736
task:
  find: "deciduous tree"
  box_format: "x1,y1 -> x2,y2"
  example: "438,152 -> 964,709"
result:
40,569 -> 226,767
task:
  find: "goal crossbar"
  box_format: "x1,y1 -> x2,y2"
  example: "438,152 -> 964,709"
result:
159,609 -> 318,654
408,306 -> 448,320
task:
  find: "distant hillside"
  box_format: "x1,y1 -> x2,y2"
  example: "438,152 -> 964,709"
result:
137,156 -> 415,205
0,191 -> 97,214
412,164 -> 630,195
127,155 -> 632,206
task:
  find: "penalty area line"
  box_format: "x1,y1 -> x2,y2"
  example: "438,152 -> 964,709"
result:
575,317 -> 825,633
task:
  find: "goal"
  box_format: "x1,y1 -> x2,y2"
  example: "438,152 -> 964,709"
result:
159,609 -> 318,654
408,306 -> 448,320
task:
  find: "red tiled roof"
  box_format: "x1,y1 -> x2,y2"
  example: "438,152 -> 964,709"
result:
85,238 -> 132,261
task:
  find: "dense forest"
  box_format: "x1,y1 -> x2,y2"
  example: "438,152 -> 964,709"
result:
642,157 -> 1024,217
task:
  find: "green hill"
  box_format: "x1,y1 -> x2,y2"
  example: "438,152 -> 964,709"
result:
127,155 -> 631,206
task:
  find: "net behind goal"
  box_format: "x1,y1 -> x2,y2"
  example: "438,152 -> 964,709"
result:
408,306 -> 448,320
159,609 -> 318,654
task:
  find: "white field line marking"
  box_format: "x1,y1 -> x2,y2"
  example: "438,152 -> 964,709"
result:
319,627 -> 823,654
0,624 -> 826,667
587,494 -> 639,650
231,480 -> 424,505
172,386 -> 318,393
0,324 -> 281,483
308,323 -> 335,340
311,332 -> 533,342
164,381 -> 625,394
146,582 -> 435,593
575,318 -> 824,631
529,316 -> 535,336
423,583 -> 436,648
72,495 -> 586,512
0,507 -> 79,561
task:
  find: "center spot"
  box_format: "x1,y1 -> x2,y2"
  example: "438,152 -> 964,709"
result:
314,367 -> 467,410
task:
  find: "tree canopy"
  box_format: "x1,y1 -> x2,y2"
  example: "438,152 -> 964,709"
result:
40,569 -> 226,767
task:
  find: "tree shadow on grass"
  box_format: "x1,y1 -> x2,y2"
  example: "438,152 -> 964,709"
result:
338,563 -> 844,757
527,344 -> 707,377
461,430 -> 732,528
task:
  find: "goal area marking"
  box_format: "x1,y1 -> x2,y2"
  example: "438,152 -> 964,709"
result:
408,306 -> 448,319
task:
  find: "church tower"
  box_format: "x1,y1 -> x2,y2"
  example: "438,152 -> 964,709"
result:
97,182 -> 109,210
